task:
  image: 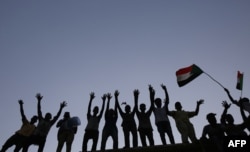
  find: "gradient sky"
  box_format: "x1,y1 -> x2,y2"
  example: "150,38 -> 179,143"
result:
1,0 -> 250,151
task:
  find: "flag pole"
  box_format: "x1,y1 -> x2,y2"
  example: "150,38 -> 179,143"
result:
203,72 -> 225,89
240,72 -> 244,98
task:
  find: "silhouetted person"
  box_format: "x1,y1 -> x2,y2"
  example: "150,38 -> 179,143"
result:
150,84 -> 175,145
56,112 -> 77,152
220,101 -> 248,136
134,89 -> 154,147
100,93 -> 118,150
0,100 -> 38,152
116,90 -> 138,149
22,93 -> 67,152
224,88 -> 250,113
82,92 -> 106,152
166,98 -> 204,143
224,88 -> 250,131
201,113 -> 225,152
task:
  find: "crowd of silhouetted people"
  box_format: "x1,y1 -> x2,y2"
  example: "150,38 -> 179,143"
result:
1,84 -> 250,152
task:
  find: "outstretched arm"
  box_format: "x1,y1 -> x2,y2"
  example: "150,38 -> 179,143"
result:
224,88 -> 239,106
51,101 -> 67,126
98,94 -> 106,119
194,99 -> 204,116
134,89 -> 139,114
36,93 -> 43,120
115,90 -> 124,116
19,100 -> 27,122
105,93 -> 112,117
161,84 -> 169,108
87,92 -> 95,119
149,85 -> 155,109
221,101 -> 231,124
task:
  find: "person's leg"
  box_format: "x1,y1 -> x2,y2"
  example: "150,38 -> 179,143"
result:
56,132 -> 66,152
66,132 -> 74,152
82,132 -> 90,152
147,130 -> 154,146
139,130 -> 147,147
123,128 -> 130,148
112,129 -> 118,150
131,128 -> 138,148
91,131 -> 99,151
100,129 -> 109,150
37,137 -> 46,152
187,124 -> 198,143
156,123 -> 166,145
164,121 -> 175,144
1,134 -> 19,151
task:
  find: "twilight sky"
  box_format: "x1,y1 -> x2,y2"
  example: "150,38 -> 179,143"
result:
1,0 -> 250,151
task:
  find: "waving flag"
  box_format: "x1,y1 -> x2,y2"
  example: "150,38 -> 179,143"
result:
236,71 -> 243,90
176,64 -> 203,87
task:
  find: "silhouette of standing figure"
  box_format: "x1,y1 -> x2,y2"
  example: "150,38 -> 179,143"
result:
0,100 -> 38,152
200,113 -> 225,152
22,93 -> 67,152
134,89 -> 154,147
82,92 -> 106,152
220,101 -> 248,136
150,84 -> 175,145
100,93 -> 118,150
116,90 -> 138,149
56,112 -> 77,152
166,96 -> 204,143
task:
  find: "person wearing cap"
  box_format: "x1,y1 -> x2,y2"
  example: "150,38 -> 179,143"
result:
201,113 -> 225,152
56,112 -> 77,152
0,100 -> 38,152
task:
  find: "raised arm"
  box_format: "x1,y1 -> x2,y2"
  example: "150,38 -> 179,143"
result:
115,90 -> 124,115
36,93 -> 43,120
239,99 -> 248,122
224,88 -> 239,106
18,100 -> 27,122
105,93 -> 112,117
148,85 -> 155,109
194,99 -> 204,116
98,94 -> 106,119
221,101 -> 231,124
87,92 -> 95,119
133,89 -> 139,114
161,84 -> 169,107
51,101 -> 67,126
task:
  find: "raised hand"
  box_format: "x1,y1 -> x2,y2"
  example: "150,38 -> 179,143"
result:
161,84 -> 167,90
18,99 -> 24,105
106,93 -> 112,100
148,84 -> 153,92
114,90 -> 119,97
90,92 -> 95,100
197,99 -> 204,105
222,101 -> 231,109
61,101 -> 67,108
102,94 -> 107,101
134,89 -> 140,97
36,93 -> 43,101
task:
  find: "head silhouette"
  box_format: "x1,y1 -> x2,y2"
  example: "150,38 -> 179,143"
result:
225,114 -> 234,124
175,102 -> 182,110
64,112 -> 70,119
140,104 -> 146,112
125,105 -> 131,113
45,113 -> 52,121
93,106 -> 99,115
155,98 -> 162,108
206,113 -> 217,125
30,115 -> 38,124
